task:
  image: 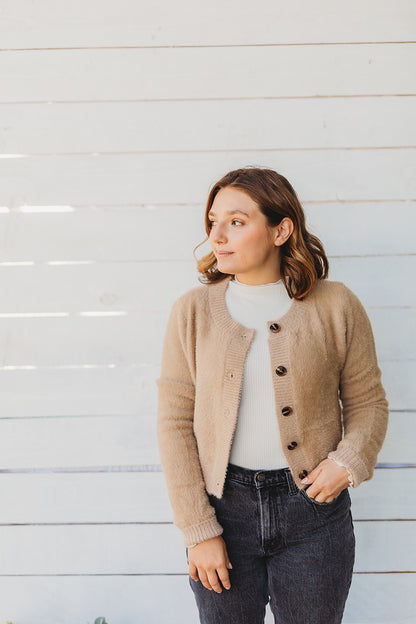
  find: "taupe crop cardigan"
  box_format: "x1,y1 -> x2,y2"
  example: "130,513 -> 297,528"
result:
156,275 -> 389,547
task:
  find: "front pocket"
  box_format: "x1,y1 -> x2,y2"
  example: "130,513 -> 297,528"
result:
299,486 -> 341,506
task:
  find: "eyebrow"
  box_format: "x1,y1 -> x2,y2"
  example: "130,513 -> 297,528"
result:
208,209 -> 250,218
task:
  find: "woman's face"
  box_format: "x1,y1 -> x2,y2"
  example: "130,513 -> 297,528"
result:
208,186 -> 285,285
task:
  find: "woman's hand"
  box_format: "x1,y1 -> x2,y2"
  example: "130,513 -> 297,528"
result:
188,535 -> 233,593
300,458 -> 351,502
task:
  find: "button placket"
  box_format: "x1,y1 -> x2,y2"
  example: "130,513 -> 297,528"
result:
269,318 -> 303,471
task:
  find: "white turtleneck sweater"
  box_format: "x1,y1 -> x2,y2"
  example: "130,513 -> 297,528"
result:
226,275 -> 293,470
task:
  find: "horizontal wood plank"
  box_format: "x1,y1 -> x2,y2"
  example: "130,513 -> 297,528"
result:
0,365 -> 159,418
1,45 -> 415,103
1,150 -> 414,207
0,0 -> 414,48
1,97 -> 415,153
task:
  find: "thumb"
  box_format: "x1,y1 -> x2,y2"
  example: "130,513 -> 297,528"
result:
227,560 -> 233,569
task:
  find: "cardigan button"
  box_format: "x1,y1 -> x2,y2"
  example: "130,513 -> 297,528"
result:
275,366 -> 287,376
287,441 -> 298,450
269,323 -> 281,333
282,406 -> 292,416
298,470 -> 308,479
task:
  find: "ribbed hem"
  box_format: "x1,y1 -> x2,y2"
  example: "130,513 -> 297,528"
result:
182,516 -> 224,548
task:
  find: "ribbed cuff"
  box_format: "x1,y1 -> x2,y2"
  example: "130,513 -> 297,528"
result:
182,516 -> 224,548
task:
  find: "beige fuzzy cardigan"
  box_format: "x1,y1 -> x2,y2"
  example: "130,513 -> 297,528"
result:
156,275 -> 389,547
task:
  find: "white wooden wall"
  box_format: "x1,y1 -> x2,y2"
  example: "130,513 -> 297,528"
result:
0,1 -> 415,622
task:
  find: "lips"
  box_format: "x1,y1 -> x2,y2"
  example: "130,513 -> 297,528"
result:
216,251 -> 233,256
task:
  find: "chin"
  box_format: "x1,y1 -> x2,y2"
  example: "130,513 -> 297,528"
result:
217,263 -> 238,275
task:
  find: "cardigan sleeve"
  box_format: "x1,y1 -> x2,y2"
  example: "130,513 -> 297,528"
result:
156,298 -> 224,547
327,286 -> 389,487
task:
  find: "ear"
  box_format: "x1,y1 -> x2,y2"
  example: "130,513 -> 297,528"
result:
273,217 -> 294,247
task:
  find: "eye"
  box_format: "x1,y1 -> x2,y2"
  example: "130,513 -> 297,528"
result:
208,218 -> 244,228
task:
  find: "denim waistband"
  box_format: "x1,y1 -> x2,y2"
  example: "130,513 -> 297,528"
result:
226,462 -> 297,492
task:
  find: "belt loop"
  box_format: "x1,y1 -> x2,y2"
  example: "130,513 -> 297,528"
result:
285,468 -> 298,495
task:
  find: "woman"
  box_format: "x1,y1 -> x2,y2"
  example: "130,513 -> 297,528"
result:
156,167 -> 389,624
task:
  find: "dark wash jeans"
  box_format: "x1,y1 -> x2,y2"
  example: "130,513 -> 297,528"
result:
188,463 -> 355,624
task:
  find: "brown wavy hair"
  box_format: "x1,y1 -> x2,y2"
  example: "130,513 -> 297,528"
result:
193,167 -> 329,300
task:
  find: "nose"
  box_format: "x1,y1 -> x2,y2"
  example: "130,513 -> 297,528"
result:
210,222 -> 227,244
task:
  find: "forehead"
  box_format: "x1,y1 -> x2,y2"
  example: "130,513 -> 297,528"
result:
209,187 -> 259,216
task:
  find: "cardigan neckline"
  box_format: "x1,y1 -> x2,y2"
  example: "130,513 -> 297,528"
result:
208,274 -> 305,338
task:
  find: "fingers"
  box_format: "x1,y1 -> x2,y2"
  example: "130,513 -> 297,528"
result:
196,569 -> 222,593
301,462 -> 322,485
304,482 -> 343,502
187,536 -> 233,593
217,565 -> 231,590
301,458 -> 350,502
195,567 -> 231,593
305,488 -> 334,503
188,562 -> 199,582
207,569 -> 224,593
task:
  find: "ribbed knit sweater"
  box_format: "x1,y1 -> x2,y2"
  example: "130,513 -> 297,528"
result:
156,275 -> 389,547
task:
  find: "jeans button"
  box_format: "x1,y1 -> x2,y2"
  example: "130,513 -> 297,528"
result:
256,473 -> 265,482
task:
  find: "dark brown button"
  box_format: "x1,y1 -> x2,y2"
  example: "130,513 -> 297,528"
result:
298,470 -> 308,480
287,441 -> 298,450
269,323 -> 281,333
275,366 -> 287,376
256,473 -> 265,482
282,406 -> 292,416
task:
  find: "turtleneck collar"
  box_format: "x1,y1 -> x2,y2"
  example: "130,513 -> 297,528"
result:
230,275 -> 283,291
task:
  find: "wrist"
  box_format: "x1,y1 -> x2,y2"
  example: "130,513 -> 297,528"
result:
328,456 -> 354,487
